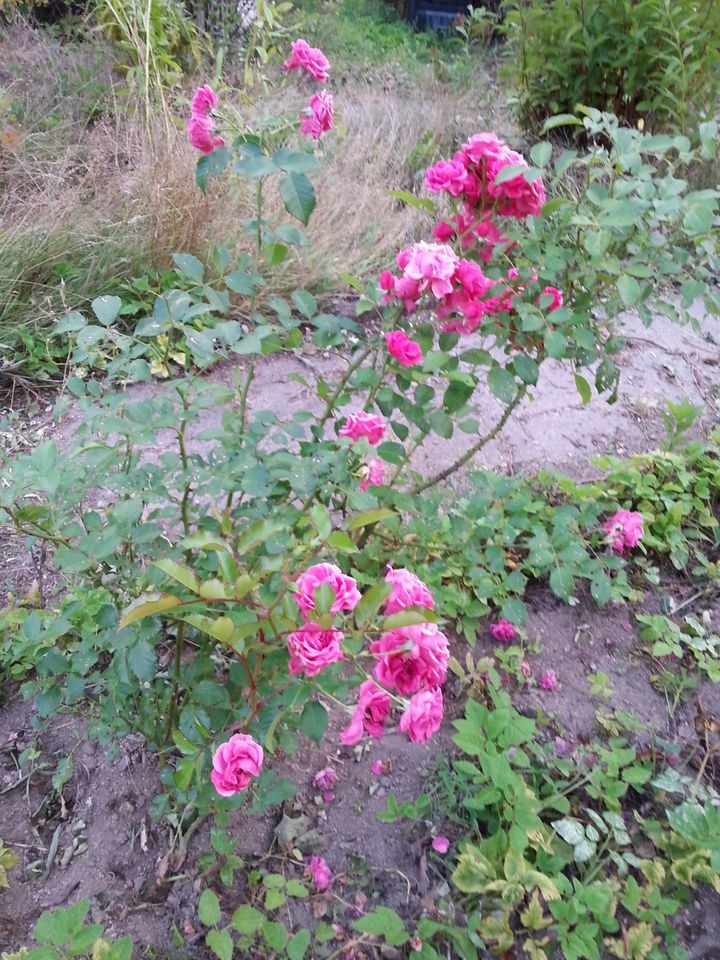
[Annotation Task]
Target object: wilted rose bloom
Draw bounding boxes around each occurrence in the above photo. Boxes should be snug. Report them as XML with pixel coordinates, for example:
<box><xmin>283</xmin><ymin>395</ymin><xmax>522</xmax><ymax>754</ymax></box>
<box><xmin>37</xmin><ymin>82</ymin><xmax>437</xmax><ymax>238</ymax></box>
<box><xmin>371</xmin><ymin>759</ymin><xmax>384</xmax><ymax>775</ymax></box>
<box><xmin>339</xmin><ymin>411</ymin><xmax>386</xmax><ymax>445</ymax></box>
<box><xmin>520</xmin><ymin>660</ymin><xmax>532</xmax><ymax>678</ymax></box>
<box><xmin>399</xmin><ymin>687</ymin><xmax>444</xmax><ymax>743</ymax></box>
<box><xmin>384</xmin><ymin>568</ymin><xmax>435</xmax><ymax>615</ymax></box>
<box><xmin>282</xmin><ymin>38</ymin><xmax>330</xmax><ymax>82</ymax></box>
<box><xmin>537</xmin><ymin>286</ymin><xmax>563</xmax><ymax>312</ymax></box>
<box><xmin>305</xmin><ymin>855</ymin><xmax>333</xmax><ymax>891</ymax></box>
<box><xmin>490</xmin><ymin>619</ymin><xmax>516</xmax><ymax>642</ymax></box>
<box><xmin>359</xmin><ymin>457</ymin><xmax>385</xmax><ymax>493</ymax></box>
<box><xmin>300</xmin><ymin>90</ymin><xmax>334</xmax><ymax>140</ymax></box>
<box><xmin>314</xmin><ymin>766</ymin><xmax>338</xmax><ymax>792</ymax></box>
<box><xmin>538</xmin><ymin>670</ymin><xmax>558</xmax><ymax>691</ymax></box>
<box><xmin>188</xmin><ymin>115</ymin><xmax>224</xmax><ymax>154</ymax></box>
<box><xmin>372</xmin><ymin>623</ymin><xmax>448</xmax><ymax>695</ymax></box>
<box><xmin>211</xmin><ymin>733</ymin><xmax>263</xmax><ymax>797</ymax></box>
<box><xmin>287</xmin><ymin>623</ymin><xmax>344</xmax><ymax>676</ymax></box>
<box><xmin>603</xmin><ymin>510</ymin><xmax>644</xmax><ymax>554</ymax></box>
<box><xmin>340</xmin><ymin>680</ymin><xmax>391</xmax><ymax>745</ymax></box>
<box><xmin>385</xmin><ymin>330</ymin><xmax>422</xmax><ymax>367</ymax></box>
<box><xmin>432</xmin><ymin>835</ymin><xmax>450</xmax><ymax>853</ymax></box>
<box><xmin>294</xmin><ymin>563</ymin><xmax>361</xmax><ymax>620</ymax></box>
<box><xmin>424</xmin><ymin>158</ymin><xmax>468</xmax><ymax>197</ymax></box>
<box><xmin>191</xmin><ymin>83</ymin><xmax>218</xmax><ymax>118</ymax></box>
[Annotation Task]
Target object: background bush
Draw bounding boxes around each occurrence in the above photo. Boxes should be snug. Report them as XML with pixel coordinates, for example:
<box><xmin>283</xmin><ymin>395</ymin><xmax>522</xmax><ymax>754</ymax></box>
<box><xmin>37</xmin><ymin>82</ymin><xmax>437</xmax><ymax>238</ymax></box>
<box><xmin>502</xmin><ymin>0</ymin><xmax>720</xmax><ymax>134</ymax></box>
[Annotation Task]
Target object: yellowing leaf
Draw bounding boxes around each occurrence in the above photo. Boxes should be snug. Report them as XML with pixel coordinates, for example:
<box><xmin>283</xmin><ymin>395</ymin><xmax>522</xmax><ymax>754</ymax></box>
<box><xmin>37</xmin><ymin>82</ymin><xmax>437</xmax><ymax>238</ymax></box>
<box><xmin>119</xmin><ymin>593</ymin><xmax>181</xmax><ymax>628</ymax></box>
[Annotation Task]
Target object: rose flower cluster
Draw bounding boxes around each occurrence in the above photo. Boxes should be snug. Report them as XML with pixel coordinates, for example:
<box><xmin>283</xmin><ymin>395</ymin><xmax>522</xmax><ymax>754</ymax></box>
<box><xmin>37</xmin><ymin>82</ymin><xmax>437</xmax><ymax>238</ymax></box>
<box><xmin>379</xmin><ymin>132</ymin><xmax>562</xmax><ymax>339</ymax></box>
<box><xmin>188</xmin><ymin>37</ymin><xmax>334</xmax><ymax>155</ymax></box>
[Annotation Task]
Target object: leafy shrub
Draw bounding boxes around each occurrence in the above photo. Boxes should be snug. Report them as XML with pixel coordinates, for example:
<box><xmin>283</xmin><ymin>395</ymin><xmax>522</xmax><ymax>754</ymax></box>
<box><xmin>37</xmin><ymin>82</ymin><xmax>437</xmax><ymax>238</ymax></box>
<box><xmin>381</xmin><ymin>691</ymin><xmax>720</xmax><ymax>960</ymax></box>
<box><xmin>502</xmin><ymin>0</ymin><xmax>720</xmax><ymax>133</ymax></box>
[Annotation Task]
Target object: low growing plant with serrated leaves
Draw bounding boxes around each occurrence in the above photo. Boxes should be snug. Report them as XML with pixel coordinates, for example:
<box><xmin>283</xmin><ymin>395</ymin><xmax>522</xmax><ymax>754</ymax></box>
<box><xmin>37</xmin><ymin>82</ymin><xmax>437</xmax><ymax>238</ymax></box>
<box><xmin>378</xmin><ymin>690</ymin><xmax>720</xmax><ymax>960</ymax></box>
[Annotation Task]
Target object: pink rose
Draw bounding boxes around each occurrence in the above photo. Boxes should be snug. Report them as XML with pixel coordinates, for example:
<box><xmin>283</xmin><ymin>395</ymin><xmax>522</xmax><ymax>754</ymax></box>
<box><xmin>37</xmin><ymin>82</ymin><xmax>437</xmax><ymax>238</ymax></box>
<box><xmin>191</xmin><ymin>83</ymin><xmax>218</xmax><ymax>118</ymax></box>
<box><xmin>371</xmin><ymin>623</ymin><xmax>448</xmax><ymax>695</ymax></box>
<box><xmin>339</xmin><ymin>411</ymin><xmax>386</xmax><ymax>446</ymax></box>
<box><xmin>490</xmin><ymin>619</ymin><xmax>516</xmax><ymax>642</ymax></box>
<box><xmin>294</xmin><ymin>562</ymin><xmax>361</xmax><ymax>620</ymax></box>
<box><xmin>537</xmin><ymin>286</ymin><xmax>563</xmax><ymax>312</ymax></box>
<box><xmin>210</xmin><ymin>733</ymin><xmax>263</xmax><ymax>797</ymax></box>
<box><xmin>300</xmin><ymin>90</ymin><xmax>333</xmax><ymax>141</ymax></box>
<box><xmin>461</xmin><ymin>132</ymin><xmax>510</xmax><ymax>167</ymax></box>
<box><xmin>282</xmin><ymin>38</ymin><xmax>330</xmax><ymax>82</ymax></box>
<box><xmin>187</xmin><ymin>115</ymin><xmax>224</xmax><ymax>154</ymax></box>
<box><xmin>433</xmin><ymin>220</ymin><xmax>456</xmax><ymax>242</ymax></box>
<box><xmin>305</xmin><ymin>855</ymin><xmax>332</xmax><ymax>891</ymax></box>
<box><xmin>432</xmin><ymin>836</ymin><xmax>450</xmax><ymax>853</ymax></box>
<box><xmin>400</xmin><ymin>242</ymin><xmax>458</xmax><ymax>299</ymax></box>
<box><xmin>287</xmin><ymin>623</ymin><xmax>344</xmax><ymax>676</ymax></box>
<box><xmin>371</xmin><ymin>759</ymin><xmax>384</xmax><ymax>775</ymax></box>
<box><xmin>340</xmin><ymin>680</ymin><xmax>391</xmax><ymax>745</ymax></box>
<box><xmin>425</xmin><ymin>158</ymin><xmax>468</xmax><ymax>197</ymax></box>
<box><xmin>359</xmin><ymin>457</ymin><xmax>385</xmax><ymax>493</ymax></box>
<box><xmin>399</xmin><ymin>687</ymin><xmax>443</xmax><ymax>743</ymax></box>
<box><xmin>385</xmin><ymin>330</ymin><xmax>422</xmax><ymax>367</ymax></box>
<box><xmin>384</xmin><ymin>568</ymin><xmax>435</xmax><ymax>615</ymax></box>
<box><xmin>538</xmin><ymin>670</ymin><xmax>558</xmax><ymax>691</ymax></box>
<box><xmin>603</xmin><ymin>510</ymin><xmax>644</xmax><ymax>554</ymax></box>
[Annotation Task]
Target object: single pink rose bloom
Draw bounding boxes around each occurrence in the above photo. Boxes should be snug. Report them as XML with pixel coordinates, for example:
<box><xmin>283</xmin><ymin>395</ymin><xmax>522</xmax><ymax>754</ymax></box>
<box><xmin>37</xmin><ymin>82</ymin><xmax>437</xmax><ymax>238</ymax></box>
<box><xmin>300</xmin><ymin>89</ymin><xmax>334</xmax><ymax>140</ymax></box>
<box><xmin>385</xmin><ymin>330</ymin><xmax>423</xmax><ymax>367</ymax></box>
<box><xmin>340</xmin><ymin>680</ymin><xmax>391</xmax><ymax>745</ymax></box>
<box><xmin>372</xmin><ymin>623</ymin><xmax>448</xmax><ymax>695</ymax></box>
<box><xmin>399</xmin><ymin>687</ymin><xmax>444</xmax><ymax>743</ymax></box>
<box><xmin>371</xmin><ymin>759</ymin><xmax>384</xmax><ymax>776</ymax></box>
<box><xmin>359</xmin><ymin>457</ymin><xmax>385</xmax><ymax>493</ymax></box>
<box><xmin>538</xmin><ymin>670</ymin><xmax>558</xmax><ymax>692</ymax></box>
<box><xmin>537</xmin><ymin>285</ymin><xmax>563</xmax><ymax>312</ymax></box>
<box><xmin>490</xmin><ymin>619</ymin><xmax>516</xmax><ymax>642</ymax></box>
<box><xmin>339</xmin><ymin>411</ymin><xmax>386</xmax><ymax>446</ymax></box>
<box><xmin>384</xmin><ymin>567</ymin><xmax>435</xmax><ymax>615</ymax></box>
<box><xmin>287</xmin><ymin>623</ymin><xmax>344</xmax><ymax>677</ymax></box>
<box><xmin>188</xmin><ymin>115</ymin><xmax>224</xmax><ymax>154</ymax></box>
<box><xmin>433</xmin><ymin>220</ymin><xmax>456</xmax><ymax>242</ymax></box>
<box><xmin>400</xmin><ymin>242</ymin><xmax>459</xmax><ymax>299</ymax></box>
<box><xmin>424</xmin><ymin>158</ymin><xmax>468</xmax><ymax>197</ymax></box>
<box><xmin>305</xmin><ymin>855</ymin><xmax>333</xmax><ymax>891</ymax></box>
<box><xmin>603</xmin><ymin>510</ymin><xmax>644</xmax><ymax>554</ymax></box>
<box><xmin>313</xmin><ymin>766</ymin><xmax>338</xmax><ymax>792</ymax></box>
<box><xmin>191</xmin><ymin>83</ymin><xmax>218</xmax><ymax>118</ymax></box>
<box><xmin>432</xmin><ymin>835</ymin><xmax>450</xmax><ymax>854</ymax></box>
<box><xmin>293</xmin><ymin>562</ymin><xmax>361</xmax><ymax>620</ymax></box>
<box><xmin>210</xmin><ymin>733</ymin><xmax>263</xmax><ymax>797</ymax></box>
<box><xmin>282</xmin><ymin>38</ymin><xmax>330</xmax><ymax>82</ymax></box>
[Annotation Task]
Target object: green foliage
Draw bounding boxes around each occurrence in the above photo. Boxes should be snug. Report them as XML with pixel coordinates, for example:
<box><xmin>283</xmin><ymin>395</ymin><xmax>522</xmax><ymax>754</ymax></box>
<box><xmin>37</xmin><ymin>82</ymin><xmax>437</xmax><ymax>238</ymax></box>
<box><xmin>93</xmin><ymin>0</ymin><xmax>202</xmax><ymax>89</ymax></box>
<box><xmin>12</xmin><ymin>898</ymin><xmax>133</xmax><ymax>960</ymax></box>
<box><xmin>381</xmin><ymin>692</ymin><xmax>720</xmax><ymax>959</ymax></box>
<box><xmin>502</xmin><ymin>0</ymin><xmax>720</xmax><ymax>133</ymax></box>
<box><xmin>637</xmin><ymin>614</ymin><xmax>720</xmax><ymax>683</ymax></box>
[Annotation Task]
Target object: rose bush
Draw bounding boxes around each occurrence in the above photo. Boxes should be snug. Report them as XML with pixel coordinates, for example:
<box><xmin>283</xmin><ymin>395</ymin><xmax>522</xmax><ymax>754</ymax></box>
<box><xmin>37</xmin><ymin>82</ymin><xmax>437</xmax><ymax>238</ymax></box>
<box><xmin>1</xmin><ymin>36</ymin><xmax>717</xmax><ymax>822</ymax></box>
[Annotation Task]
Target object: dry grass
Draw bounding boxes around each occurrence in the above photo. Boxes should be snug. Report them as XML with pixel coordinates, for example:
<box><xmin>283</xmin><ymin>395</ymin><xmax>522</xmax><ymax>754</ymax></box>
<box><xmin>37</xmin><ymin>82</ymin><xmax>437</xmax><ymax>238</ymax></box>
<box><xmin>0</xmin><ymin>18</ymin><xmax>508</xmax><ymax>353</ymax></box>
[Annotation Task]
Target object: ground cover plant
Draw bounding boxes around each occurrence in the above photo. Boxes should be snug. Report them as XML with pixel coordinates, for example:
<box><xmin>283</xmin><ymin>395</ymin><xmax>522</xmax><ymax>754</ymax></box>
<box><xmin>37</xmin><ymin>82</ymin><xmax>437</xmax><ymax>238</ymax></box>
<box><xmin>1</xmin><ymin>1</ymin><xmax>720</xmax><ymax>958</ymax></box>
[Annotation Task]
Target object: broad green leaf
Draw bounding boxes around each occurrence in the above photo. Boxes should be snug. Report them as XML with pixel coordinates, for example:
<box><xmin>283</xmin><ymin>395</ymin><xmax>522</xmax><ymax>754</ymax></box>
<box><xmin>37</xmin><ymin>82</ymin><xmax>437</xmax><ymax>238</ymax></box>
<box><xmin>388</xmin><ymin>189</ymin><xmax>435</xmax><ymax>212</ymax></box>
<box><xmin>287</xmin><ymin>928</ymin><xmax>311</xmax><ymax>960</ymax></box>
<box><xmin>198</xmin><ymin>889</ymin><xmax>221</xmax><ymax>926</ymax></box>
<box><xmin>153</xmin><ymin>559</ymin><xmax>199</xmax><ymax>593</ymax></box>
<box><xmin>346</xmin><ymin>508</ymin><xmax>397</xmax><ymax>530</ymax></box>
<box><xmin>119</xmin><ymin>593</ymin><xmax>180</xmax><ymax>628</ymax></box>
<box><xmin>280</xmin><ymin>172</ymin><xmax>316</xmax><ymax>225</ymax></box>
<box><xmin>233</xmin><ymin>155</ymin><xmax>278</xmax><ymax>178</ymax></box>
<box><xmin>206</xmin><ymin>928</ymin><xmax>233</xmax><ymax>960</ymax></box>
<box><xmin>487</xmin><ymin>366</ymin><xmax>517</xmax><ymax>403</ymax></box>
<box><xmin>231</xmin><ymin>905</ymin><xmax>264</xmax><ymax>935</ymax></box>
<box><xmin>196</xmin><ymin>146</ymin><xmax>231</xmax><ymax>193</ymax></box>
<box><xmin>172</xmin><ymin>253</ymin><xmax>204</xmax><ymax>283</ymax></box>
<box><xmin>617</xmin><ymin>274</ymin><xmax>642</xmax><ymax>307</ymax></box>
<box><xmin>91</xmin><ymin>295</ymin><xmax>122</xmax><ymax>326</ymax></box>
<box><xmin>298</xmin><ymin>701</ymin><xmax>328</xmax><ymax>743</ymax></box>
<box><xmin>353</xmin><ymin>907</ymin><xmax>408</xmax><ymax>947</ymax></box>
<box><xmin>355</xmin><ymin>581</ymin><xmax>393</xmax><ymax>627</ymax></box>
